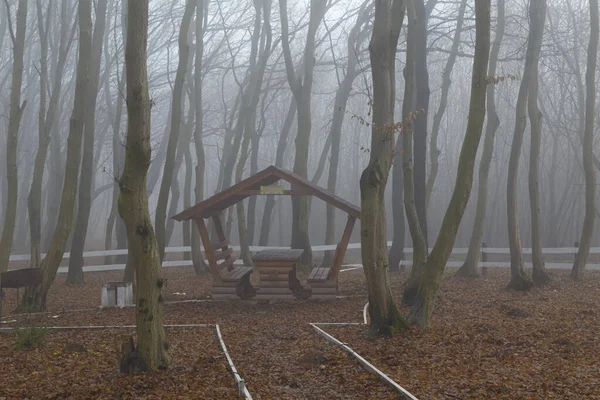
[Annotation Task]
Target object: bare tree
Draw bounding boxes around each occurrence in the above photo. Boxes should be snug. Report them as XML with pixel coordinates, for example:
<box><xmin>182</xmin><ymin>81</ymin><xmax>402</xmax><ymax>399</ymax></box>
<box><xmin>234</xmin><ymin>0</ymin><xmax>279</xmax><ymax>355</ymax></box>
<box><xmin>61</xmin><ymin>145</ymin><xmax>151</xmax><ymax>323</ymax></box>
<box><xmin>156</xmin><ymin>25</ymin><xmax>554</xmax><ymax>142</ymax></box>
<box><xmin>105</xmin><ymin>0</ymin><xmax>128</xmax><ymax>269</ymax></box>
<box><xmin>279</xmin><ymin>0</ymin><xmax>327</xmax><ymax>266</ymax></box>
<box><xmin>258</xmin><ymin>95</ymin><xmax>295</xmax><ymax>245</ymax></box>
<box><xmin>191</xmin><ymin>0</ymin><xmax>209</xmax><ymax>274</ymax></box>
<box><xmin>400</xmin><ymin>0</ymin><xmax>428</xmax><ymax>307</ymax></box>
<box><xmin>506</xmin><ymin>0</ymin><xmax>547</xmax><ymax>291</ymax></box>
<box><xmin>322</xmin><ymin>1</ymin><xmax>370</xmax><ymax>267</ymax></box>
<box><xmin>458</xmin><ymin>0</ymin><xmax>505</xmax><ymax>277</ymax></box>
<box><xmin>119</xmin><ymin>0</ymin><xmax>170</xmax><ymax>371</ymax></box>
<box><xmin>361</xmin><ymin>0</ymin><xmax>409</xmax><ymax>336</ymax></box>
<box><xmin>413</xmin><ymin>0</ymin><xmax>429</xmax><ymax>243</ymax></box>
<box><xmin>425</xmin><ymin>0</ymin><xmax>468</xmax><ymax>207</ymax></box>
<box><xmin>155</xmin><ymin>0</ymin><xmax>196</xmax><ymax>259</ymax></box>
<box><xmin>68</xmin><ymin>0</ymin><xmax>109</xmax><ymax>284</ymax></box>
<box><xmin>0</xmin><ymin>0</ymin><xmax>28</xmax><ymax>273</ymax></box>
<box><xmin>22</xmin><ymin>0</ymin><xmax>92</xmax><ymax>309</ymax></box>
<box><xmin>527</xmin><ymin>0</ymin><xmax>550</xmax><ymax>286</ymax></box>
<box><xmin>571</xmin><ymin>0</ymin><xmax>598</xmax><ymax>279</ymax></box>
<box><xmin>236</xmin><ymin>0</ymin><xmax>273</xmax><ymax>264</ymax></box>
<box><xmin>407</xmin><ymin>0</ymin><xmax>490</xmax><ymax>327</ymax></box>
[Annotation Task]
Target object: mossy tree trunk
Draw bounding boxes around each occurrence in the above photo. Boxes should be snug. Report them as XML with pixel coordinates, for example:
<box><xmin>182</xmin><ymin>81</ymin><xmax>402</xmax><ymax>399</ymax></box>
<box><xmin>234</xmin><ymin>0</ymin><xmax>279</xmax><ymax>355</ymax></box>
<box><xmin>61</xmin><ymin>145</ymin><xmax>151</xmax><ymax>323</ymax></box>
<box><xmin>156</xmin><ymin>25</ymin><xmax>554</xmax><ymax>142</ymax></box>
<box><xmin>458</xmin><ymin>0</ymin><xmax>505</xmax><ymax>278</ymax></box>
<box><xmin>407</xmin><ymin>0</ymin><xmax>491</xmax><ymax>328</ymax></box>
<box><xmin>118</xmin><ymin>0</ymin><xmax>169</xmax><ymax>371</ymax></box>
<box><xmin>361</xmin><ymin>0</ymin><xmax>410</xmax><ymax>336</ymax></box>
<box><xmin>0</xmin><ymin>0</ymin><xmax>27</xmax><ymax>273</ymax></box>
<box><xmin>571</xmin><ymin>0</ymin><xmax>598</xmax><ymax>280</ymax></box>
<box><xmin>22</xmin><ymin>0</ymin><xmax>92</xmax><ymax>309</ymax></box>
<box><xmin>67</xmin><ymin>0</ymin><xmax>109</xmax><ymax>284</ymax></box>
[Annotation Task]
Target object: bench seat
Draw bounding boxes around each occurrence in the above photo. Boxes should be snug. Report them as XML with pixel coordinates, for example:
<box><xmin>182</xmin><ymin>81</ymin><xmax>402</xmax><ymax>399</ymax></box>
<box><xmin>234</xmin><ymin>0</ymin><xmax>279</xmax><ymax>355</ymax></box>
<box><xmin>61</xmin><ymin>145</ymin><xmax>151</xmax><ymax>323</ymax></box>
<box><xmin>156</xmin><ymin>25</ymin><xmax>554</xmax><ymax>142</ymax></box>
<box><xmin>220</xmin><ymin>265</ymin><xmax>254</xmax><ymax>282</ymax></box>
<box><xmin>308</xmin><ymin>267</ymin><xmax>330</xmax><ymax>281</ymax></box>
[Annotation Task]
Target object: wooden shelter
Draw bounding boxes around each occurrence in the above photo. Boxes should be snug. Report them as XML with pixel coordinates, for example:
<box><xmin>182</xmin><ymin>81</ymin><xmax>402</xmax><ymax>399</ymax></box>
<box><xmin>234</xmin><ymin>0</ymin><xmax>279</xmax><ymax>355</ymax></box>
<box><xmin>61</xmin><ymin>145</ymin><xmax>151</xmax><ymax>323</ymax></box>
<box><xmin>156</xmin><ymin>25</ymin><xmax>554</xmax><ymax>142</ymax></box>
<box><xmin>171</xmin><ymin>165</ymin><xmax>360</xmax><ymax>300</ymax></box>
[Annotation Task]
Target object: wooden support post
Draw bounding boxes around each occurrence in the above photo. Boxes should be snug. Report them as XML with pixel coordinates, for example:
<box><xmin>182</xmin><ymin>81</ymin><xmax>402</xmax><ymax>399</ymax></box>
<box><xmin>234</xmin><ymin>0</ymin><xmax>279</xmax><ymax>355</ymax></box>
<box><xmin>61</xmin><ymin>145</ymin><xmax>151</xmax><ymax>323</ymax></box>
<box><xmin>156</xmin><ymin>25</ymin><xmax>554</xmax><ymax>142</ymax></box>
<box><xmin>212</xmin><ymin>215</ymin><xmax>234</xmax><ymax>271</ymax></box>
<box><xmin>481</xmin><ymin>242</ymin><xmax>487</xmax><ymax>276</ymax></box>
<box><xmin>330</xmin><ymin>215</ymin><xmax>356</xmax><ymax>282</ymax></box>
<box><xmin>196</xmin><ymin>218</ymin><xmax>219</xmax><ymax>276</ymax></box>
<box><xmin>212</xmin><ymin>215</ymin><xmax>227</xmax><ymax>244</ymax></box>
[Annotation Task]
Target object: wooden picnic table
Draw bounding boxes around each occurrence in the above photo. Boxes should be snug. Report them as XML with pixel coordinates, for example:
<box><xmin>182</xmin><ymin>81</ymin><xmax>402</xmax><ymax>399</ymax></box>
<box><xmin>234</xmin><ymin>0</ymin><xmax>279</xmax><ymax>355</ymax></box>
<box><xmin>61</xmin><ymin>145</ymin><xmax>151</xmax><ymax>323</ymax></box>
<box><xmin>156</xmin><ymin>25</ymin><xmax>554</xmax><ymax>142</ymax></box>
<box><xmin>252</xmin><ymin>249</ymin><xmax>304</xmax><ymax>300</ymax></box>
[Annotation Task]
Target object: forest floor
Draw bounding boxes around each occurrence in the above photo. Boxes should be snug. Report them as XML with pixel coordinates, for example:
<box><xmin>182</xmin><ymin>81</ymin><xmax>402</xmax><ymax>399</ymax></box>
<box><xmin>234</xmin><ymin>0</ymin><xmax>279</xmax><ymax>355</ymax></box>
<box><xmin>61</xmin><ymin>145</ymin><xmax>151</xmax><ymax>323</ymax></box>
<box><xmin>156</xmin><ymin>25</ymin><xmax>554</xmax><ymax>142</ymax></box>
<box><xmin>1</xmin><ymin>266</ymin><xmax>599</xmax><ymax>399</ymax></box>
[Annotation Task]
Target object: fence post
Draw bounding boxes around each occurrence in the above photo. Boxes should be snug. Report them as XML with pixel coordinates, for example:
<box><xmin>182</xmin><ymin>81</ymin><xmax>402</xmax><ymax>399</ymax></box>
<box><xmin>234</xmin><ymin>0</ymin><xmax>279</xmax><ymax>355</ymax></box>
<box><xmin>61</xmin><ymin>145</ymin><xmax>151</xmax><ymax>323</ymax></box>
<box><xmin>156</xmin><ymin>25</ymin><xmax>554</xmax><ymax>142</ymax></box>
<box><xmin>481</xmin><ymin>242</ymin><xmax>487</xmax><ymax>276</ymax></box>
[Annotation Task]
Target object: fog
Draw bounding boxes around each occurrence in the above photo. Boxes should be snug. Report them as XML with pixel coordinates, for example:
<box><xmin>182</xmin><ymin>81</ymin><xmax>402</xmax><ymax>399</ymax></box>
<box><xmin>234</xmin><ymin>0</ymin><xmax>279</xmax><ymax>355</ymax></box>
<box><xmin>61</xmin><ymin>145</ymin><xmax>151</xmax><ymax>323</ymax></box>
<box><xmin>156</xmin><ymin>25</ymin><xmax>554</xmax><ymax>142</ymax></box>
<box><xmin>0</xmin><ymin>0</ymin><xmax>597</xmax><ymax>258</ymax></box>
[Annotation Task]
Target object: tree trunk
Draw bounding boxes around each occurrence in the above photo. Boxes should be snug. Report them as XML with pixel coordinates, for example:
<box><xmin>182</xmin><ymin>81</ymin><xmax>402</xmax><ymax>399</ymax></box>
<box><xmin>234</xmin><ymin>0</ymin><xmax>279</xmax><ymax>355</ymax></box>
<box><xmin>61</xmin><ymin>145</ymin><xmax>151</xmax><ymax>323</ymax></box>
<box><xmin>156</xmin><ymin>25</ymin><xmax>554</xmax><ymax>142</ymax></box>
<box><xmin>413</xmin><ymin>0</ymin><xmax>429</xmax><ymax>244</ymax></box>
<box><xmin>407</xmin><ymin>0</ymin><xmax>490</xmax><ymax>328</ymax></box>
<box><xmin>236</xmin><ymin>148</ymin><xmax>253</xmax><ymax>266</ymax></box>
<box><xmin>401</xmin><ymin>0</ymin><xmax>428</xmax><ymax>307</ymax></box>
<box><xmin>22</xmin><ymin>0</ymin><xmax>92</xmax><ymax>309</ymax></box>
<box><xmin>191</xmin><ymin>0</ymin><xmax>209</xmax><ymax>275</ymax></box>
<box><xmin>389</xmin><ymin>135</ymin><xmax>406</xmax><ymax>272</ymax></box>
<box><xmin>166</xmin><ymin>80</ymin><xmax>196</xmax><ymax>247</ymax></box>
<box><xmin>402</xmin><ymin>0</ymin><xmax>430</xmax><ymax>293</ymax></box>
<box><xmin>571</xmin><ymin>0</ymin><xmax>598</xmax><ymax>279</ymax></box>
<box><xmin>457</xmin><ymin>0</ymin><xmax>505</xmax><ymax>277</ymax></box>
<box><xmin>527</xmin><ymin>0</ymin><xmax>549</xmax><ymax>286</ymax></box>
<box><xmin>361</xmin><ymin>0</ymin><xmax>409</xmax><ymax>336</ymax></box>
<box><xmin>155</xmin><ymin>0</ymin><xmax>196</xmax><ymax>259</ymax></box>
<box><xmin>425</xmin><ymin>0</ymin><xmax>467</xmax><ymax>207</ymax></box>
<box><xmin>43</xmin><ymin>83</ymin><xmax>70</xmax><ymax>252</ymax></box>
<box><xmin>183</xmin><ymin>148</ymin><xmax>192</xmax><ymax>260</ymax></box>
<box><xmin>506</xmin><ymin>0</ymin><xmax>544</xmax><ymax>292</ymax></box>
<box><xmin>237</xmin><ymin>0</ymin><xmax>272</xmax><ymax>263</ymax></box>
<box><xmin>258</xmin><ymin>96</ymin><xmax>295</xmax><ymax>246</ymax></box>
<box><xmin>0</xmin><ymin>0</ymin><xmax>27</xmax><ymax>273</ymax></box>
<box><xmin>323</xmin><ymin>4</ymin><xmax>368</xmax><ymax>268</ymax></box>
<box><xmin>119</xmin><ymin>0</ymin><xmax>169</xmax><ymax>370</ymax></box>
<box><xmin>29</xmin><ymin>0</ymin><xmax>50</xmax><ymax>269</ymax></box>
<box><xmin>106</xmin><ymin>0</ymin><xmax>128</xmax><ymax>267</ymax></box>
<box><xmin>67</xmin><ymin>0</ymin><xmax>109</xmax><ymax>284</ymax></box>
<box><xmin>280</xmin><ymin>0</ymin><xmax>327</xmax><ymax>266</ymax></box>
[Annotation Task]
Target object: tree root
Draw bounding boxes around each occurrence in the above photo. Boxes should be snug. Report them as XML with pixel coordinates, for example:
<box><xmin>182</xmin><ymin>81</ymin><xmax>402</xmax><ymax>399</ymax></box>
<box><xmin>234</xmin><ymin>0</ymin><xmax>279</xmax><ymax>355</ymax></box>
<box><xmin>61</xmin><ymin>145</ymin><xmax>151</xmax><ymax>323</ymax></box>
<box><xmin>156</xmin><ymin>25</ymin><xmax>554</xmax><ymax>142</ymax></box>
<box><xmin>532</xmin><ymin>268</ymin><xmax>551</xmax><ymax>287</ymax></box>
<box><xmin>507</xmin><ymin>272</ymin><xmax>533</xmax><ymax>291</ymax></box>
<box><xmin>455</xmin><ymin>262</ymin><xmax>480</xmax><ymax>278</ymax></box>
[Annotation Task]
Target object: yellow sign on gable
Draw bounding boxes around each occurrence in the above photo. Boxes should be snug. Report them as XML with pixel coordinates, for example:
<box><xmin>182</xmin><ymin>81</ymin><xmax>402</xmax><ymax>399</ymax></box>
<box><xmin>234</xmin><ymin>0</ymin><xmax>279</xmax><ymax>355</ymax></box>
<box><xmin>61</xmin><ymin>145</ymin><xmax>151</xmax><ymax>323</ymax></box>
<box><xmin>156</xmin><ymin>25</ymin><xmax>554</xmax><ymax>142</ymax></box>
<box><xmin>260</xmin><ymin>185</ymin><xmax>284</xmax><ymax>195</ymax></box>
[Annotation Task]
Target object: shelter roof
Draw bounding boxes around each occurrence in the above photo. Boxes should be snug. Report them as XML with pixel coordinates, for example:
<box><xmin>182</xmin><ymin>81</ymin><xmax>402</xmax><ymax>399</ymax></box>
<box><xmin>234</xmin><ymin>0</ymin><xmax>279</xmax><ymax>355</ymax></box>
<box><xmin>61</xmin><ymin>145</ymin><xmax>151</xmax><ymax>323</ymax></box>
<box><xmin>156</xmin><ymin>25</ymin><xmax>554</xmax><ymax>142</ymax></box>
<box><xmin>171</xmin><ymin>165</ymin><xmax>360</xmax><ymax>221</ymax></box>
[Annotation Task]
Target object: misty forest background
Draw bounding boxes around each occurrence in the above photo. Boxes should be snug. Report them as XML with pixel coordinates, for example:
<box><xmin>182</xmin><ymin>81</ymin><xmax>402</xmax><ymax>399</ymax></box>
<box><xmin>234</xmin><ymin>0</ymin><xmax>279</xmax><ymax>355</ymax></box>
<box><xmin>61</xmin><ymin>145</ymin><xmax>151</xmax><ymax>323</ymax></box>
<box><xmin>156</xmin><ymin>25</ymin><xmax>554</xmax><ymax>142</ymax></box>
<box><xmin>0</xmin><ymin>0</ymin><xmax>597</xmax><ymax>264</ymax></box>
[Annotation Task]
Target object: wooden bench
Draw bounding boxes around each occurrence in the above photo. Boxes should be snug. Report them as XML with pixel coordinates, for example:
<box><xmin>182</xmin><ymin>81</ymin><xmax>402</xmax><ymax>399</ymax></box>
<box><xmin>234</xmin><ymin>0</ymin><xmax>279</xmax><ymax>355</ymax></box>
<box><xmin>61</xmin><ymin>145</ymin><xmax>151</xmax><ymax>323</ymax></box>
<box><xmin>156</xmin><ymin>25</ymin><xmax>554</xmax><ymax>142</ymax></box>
<box><xmin>307</xmin><ymin>266</ymin><xmax>336</xmax><ymax>299</ymax></box>
<box><xmin>253</xmin><ymin>249</ymin><xmax>304</xmax><ymax>300</ymax></box>
<box><xmin>211</xmin><ymin>249</ymin><xmax>255</xmax><ymax>300</ymax></box>
<box><xmin>0</xmin><ymin>268</ymin><xmax>43</xmax><ymax>316</ymax></box>
<box><xmin>221</xmin><ymin>265</ymin><xmax>254</xmax><ymax>282</ymax></box>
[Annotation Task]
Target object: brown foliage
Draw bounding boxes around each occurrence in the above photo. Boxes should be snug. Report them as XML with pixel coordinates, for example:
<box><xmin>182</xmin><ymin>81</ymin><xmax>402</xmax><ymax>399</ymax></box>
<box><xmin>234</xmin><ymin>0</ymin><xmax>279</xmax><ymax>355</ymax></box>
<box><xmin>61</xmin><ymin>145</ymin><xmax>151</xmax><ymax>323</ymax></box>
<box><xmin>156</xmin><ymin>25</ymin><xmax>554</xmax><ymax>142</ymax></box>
<box><xmin>1</xmin><ymin>267</ymin><xmax>599</xmax><ymax>398</ymax></box>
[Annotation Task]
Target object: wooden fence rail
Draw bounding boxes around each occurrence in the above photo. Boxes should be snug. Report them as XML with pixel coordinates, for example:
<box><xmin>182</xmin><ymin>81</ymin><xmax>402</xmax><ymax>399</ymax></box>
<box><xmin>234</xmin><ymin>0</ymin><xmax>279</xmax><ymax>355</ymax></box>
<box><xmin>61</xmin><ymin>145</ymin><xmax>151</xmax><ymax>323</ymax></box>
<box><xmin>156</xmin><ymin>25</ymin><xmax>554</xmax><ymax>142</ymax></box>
<box><xmin>7</xmin><ymin>243</ymin><xmax>596</xmax><ymax>273</ymax></box>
